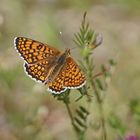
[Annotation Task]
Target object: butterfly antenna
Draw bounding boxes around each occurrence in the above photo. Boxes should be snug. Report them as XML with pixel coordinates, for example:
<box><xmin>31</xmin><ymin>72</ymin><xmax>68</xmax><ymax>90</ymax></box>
<box><xmin>71</xmin><ymin>46</ymin><xmax>77</xmax><ymax>50</ymax></box>
<box><xmin>57</xmin><ymin>31</ymin><xmax>63</xmax><ymax>43</ymax></box>
<box><xmin>59</xmin><ymin>31</ymin><xmax>62</xmax><ymax>36</ymax></box>
<box><xmin>58</xmin><ymin>31</ymin><xmax>78</xmax><ymax>51</ymax></box>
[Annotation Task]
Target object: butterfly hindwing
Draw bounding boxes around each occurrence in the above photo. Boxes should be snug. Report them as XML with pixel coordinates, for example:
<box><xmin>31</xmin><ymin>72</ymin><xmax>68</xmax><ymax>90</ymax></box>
<box><xmin>48</xmin><ymin>70</ymin><xmax>67</xmax><ymax>94</ymax></box>
<box><xmin>24</xmin><ymin>59</ymin><xmax>52</xmax><ymax>83</ymax></box>
<box><xmin>24</xmin><ymin>64</ymin><xmax>44</xmax><ymax>83</ymax></box>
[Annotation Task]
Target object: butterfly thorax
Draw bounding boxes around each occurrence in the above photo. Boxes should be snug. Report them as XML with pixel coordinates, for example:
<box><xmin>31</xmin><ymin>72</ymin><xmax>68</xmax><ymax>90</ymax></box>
<box><xmin>45</xmin><ymin>49</ymin><xmax>70</xmax><ymax>84</ymax></box>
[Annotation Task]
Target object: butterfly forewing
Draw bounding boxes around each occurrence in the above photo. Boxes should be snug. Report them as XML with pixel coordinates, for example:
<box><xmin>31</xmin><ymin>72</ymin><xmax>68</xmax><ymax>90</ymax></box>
<box><xmin>14</xmin><ymin>37</ymin><xmax>60</xmax><ymax>64</ymax></box>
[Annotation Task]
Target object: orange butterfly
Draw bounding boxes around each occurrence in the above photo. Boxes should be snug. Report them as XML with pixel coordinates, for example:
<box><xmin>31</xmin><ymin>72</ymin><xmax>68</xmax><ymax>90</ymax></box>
<box><xmin>14</xmin><ymin>37</ymin><xmax>86</xmax><ymax>94</ymax></box>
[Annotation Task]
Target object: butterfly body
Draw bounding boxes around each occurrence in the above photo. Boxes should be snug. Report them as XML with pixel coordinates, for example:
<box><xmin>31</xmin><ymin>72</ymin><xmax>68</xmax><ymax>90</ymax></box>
<box><xmin>44</xmin><ymin>49</ymin><xmax>70</xmax><ymax>84</ymax></box>
<box><xmin>14</xmin><ymin>37</ymin><xmax>86</xmax><ymax>94</ymax></box>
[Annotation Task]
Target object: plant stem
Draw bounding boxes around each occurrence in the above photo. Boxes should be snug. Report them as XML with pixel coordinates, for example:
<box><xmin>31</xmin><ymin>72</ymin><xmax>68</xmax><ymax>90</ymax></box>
<box><xmin>64</xmin><ymin>102</ymin><xmax>83</xmax><ymax>140</ymax></box>
<box><xmin>85</xmin><ymin>56</ymin><xmax>107</xmax><ymax>140</ymax></box>
<box><xmin>65</xmin><ymin>102</ymin><xmax>74</xmax><ymax>124</ymax></box>
<box><xmin>92</xmin><ymin>80</ymin><xmax>107</xmax><ymax>140</ymax></box>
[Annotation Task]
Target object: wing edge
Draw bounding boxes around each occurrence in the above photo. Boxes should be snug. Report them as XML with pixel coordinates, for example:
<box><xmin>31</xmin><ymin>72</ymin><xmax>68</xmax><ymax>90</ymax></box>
<box><xmin>23</xmin><ymin>63</ymin><xmax>45</xmax><ymax>84</ymax></box>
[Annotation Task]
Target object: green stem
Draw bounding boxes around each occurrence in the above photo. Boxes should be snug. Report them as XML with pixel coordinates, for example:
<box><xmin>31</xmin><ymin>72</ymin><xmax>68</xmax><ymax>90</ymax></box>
<box><xmin>65</xmin><ymin>102</ymin><xmax>74</xmax><ymax>124</ymax></box>
<box><xmin>91</xmin><ymin>80</ymin><xmax>107</xmax><ymax>140</ymax></box>
<box><xmin>85</xmin><ymin>56</ymin><xmax>107</xmax><ymax>140</ymax></box>
<box><xmin>62</xmin><ymin>88</ymin><xmax>91</xmax><ymax>140</ymax></box>
<box><xmin>64</xmin><ymin>102</ymin><xmax>84</xmax><ymax>140</ymax></box>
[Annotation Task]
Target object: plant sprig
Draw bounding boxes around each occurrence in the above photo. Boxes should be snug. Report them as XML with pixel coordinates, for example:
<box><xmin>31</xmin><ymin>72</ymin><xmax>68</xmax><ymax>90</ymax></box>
<box><xmin>54</xmin><ymin>12</ymin><xmax>115</xmax><ymax>140</ymax></box>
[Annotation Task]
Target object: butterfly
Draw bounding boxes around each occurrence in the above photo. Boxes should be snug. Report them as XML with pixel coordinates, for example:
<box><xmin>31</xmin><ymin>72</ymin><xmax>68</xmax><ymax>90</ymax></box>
<box><xmin>14</xmin><ymin>37</ymin><xmax>86</xmax><ymax>94</ymax></box>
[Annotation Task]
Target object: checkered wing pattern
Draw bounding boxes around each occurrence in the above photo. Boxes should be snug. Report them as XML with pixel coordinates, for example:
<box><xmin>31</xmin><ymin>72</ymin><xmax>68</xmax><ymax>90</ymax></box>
<box><xmin>14</xmin><ymin>37</ymin><xmax>60</xmax><ymax>64</ymax></box>
<box><xmin>63</xmin><ymin>57</ymin><xmax>86</xmax><ymax>89</ymax></box>
<box><xmin>48</xmin><ymin>71</ymin><xmax>66</xmax><ymax>94</ymax></box>
<box><xmin>14</xmin><ymin>37</ymin><xmax>86</xmax><ymax>94</ymax></box>
<box><xmin>48</xmin><ymin>57</ymin><xmax>86</xmax><ymax>94</ymax></box>
<box><xmin>24</xmin><ymin>60</ymin><xmax>50</xmax><ymax>83</ymax></box>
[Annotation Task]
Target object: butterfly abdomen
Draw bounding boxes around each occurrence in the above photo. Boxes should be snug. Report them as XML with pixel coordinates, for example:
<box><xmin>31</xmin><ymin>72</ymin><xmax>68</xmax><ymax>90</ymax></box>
<box><xmin>45</xmin><ymin>53</ymin><xmax>67</xmax><ymax>84</ymax></box>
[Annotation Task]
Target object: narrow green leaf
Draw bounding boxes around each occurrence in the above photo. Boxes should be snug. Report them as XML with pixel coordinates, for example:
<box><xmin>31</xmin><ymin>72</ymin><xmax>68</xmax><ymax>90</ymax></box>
<box><xmin>73</xmin><ymin>122</ymin><xmax>81</xmax><ymax>133</ymax></box>
<box><xmin>96</xmin><ymin>78</ymin><xmax>104</xmax><ymax>90</ymax></box>
<box><xmin>80</xmin><ymin>27</ymin><xmax>85</xmax><ymax>37</ymax></box>
<box><xmin>74</xmin><ymin>117</ymin><xmax>87</xmax><ymax>128</ymax></box>
<box><xmin>76</xmin><ymin>110</ymin><xmax>86</xmax><ymax>120</ymax></box>
<box><xmin>86</xmin><ymin>31</ymin><xmax>93</xmax><ymax>41</ymax></box>
<box><xmin>85</xmin><ymin>23</ymin><xmax>89</xmax><ymax>33</ymax></box>
<box><xmin>73</xmin><ymin>39</ymin><xmax>80</xmax><ymax>47</ymax></box>
<box><xmin>89</xmin><ymin>30</ymin><xmax>94</xmax><ymax>41</ymax></box>
<box><xmin>74</xmin><ymin>33</ymin><xmax>83</xmax><ymax>46</ymax></box>
<box><xmin>79</xmin><ymin>106</ymin><xmax>89</xmax><ymax>115</ymax></box>
<box><xmin>101</xmin><ymin>65</ymin><xmax>110</xmax><ymax>78</ymax></box>
<box><xmin>108</xmin><ymin>113</ymin><xmax>126</xmax><ymax>135</ymax></box>
<box><xmin>78</xmin><ymin>60</ymin><xmax>87</xmax><ymax>72</ymax></box>
<box><xmin>77</xmin><ymin>32</ymin><xmax>85</xmax><ymax>45</ymax></box>
<box><xmin>109</xmin><ymin>59</ymin><xmax>117</xmax><ymax>66</ymax></box>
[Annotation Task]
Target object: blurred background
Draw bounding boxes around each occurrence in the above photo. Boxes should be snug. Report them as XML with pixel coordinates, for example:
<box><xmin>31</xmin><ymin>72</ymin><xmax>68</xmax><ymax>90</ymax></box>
<box><xmin>0</xmin><ymin>0</ymin><xmax>140</xmax><ymax>140</ymax></box>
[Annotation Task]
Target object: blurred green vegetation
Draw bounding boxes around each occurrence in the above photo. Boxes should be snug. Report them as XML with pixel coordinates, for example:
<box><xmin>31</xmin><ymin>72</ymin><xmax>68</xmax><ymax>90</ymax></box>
<box><xmin>0</xmin><ymin>0</ymin><xmax>140</xmax><ymax>140</ymax></box>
